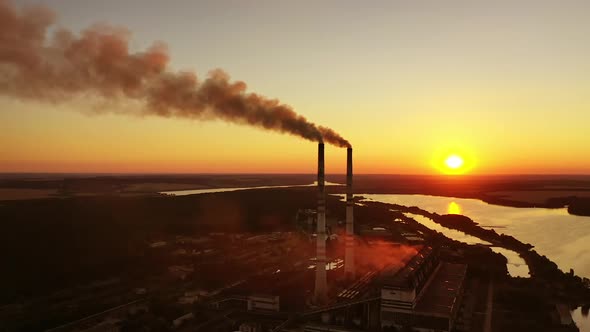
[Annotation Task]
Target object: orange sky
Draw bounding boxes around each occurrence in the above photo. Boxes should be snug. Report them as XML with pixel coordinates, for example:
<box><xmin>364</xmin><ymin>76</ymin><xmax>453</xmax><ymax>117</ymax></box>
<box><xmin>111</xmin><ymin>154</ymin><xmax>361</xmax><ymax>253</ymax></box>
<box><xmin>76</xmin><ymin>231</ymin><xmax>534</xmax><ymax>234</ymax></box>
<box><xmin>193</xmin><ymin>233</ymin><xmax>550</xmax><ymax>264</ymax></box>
<box><xmin>1</xmin><ymin>1</ymin><xmax>589</xmax><ymax>174</ymax></box>
<box><xmin>2</xmin><ymin>96</ymin><xmax>587</xmax><ymax>175</ymax></box>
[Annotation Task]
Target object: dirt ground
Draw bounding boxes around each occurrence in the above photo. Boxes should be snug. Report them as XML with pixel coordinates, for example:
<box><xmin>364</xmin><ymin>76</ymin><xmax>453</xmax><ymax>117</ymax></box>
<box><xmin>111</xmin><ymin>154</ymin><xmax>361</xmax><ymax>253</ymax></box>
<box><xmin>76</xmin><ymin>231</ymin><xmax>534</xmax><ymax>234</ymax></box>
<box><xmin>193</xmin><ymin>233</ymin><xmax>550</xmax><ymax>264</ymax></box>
<box><xmin>123</xmin><ymin>182</ymin><xmax>208</xmax><ymax>192</ymax></box>
<box><xmin>487</xmin><ymin>190</ymin><xmax>590</xmax><ymax>204</ymax></box>
<box><xmin>0</xmin><ymin>189</ymin><xmax>59</xmax><ymax>200</ymax></box>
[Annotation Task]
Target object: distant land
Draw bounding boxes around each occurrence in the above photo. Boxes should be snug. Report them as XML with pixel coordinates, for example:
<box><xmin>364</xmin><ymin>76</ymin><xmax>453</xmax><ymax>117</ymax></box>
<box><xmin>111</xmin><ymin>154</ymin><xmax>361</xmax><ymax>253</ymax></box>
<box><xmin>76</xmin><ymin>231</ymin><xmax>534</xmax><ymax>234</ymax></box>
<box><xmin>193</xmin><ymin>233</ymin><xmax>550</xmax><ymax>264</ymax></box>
<box><xmin>1</xmin><ymin>173</ymin><xmax>590</xmax><ymax>216</ymax></box>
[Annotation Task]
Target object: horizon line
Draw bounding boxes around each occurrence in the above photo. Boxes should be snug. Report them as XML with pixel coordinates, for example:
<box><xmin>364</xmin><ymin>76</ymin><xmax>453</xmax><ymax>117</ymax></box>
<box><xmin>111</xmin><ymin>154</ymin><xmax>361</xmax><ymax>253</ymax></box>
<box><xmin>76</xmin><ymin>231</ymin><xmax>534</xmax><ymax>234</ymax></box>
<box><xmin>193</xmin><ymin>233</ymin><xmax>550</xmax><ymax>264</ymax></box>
<box><xmin>1</xmin><ymin>172</ymin><xmax>589</xmax><ymax>177</ymax></box>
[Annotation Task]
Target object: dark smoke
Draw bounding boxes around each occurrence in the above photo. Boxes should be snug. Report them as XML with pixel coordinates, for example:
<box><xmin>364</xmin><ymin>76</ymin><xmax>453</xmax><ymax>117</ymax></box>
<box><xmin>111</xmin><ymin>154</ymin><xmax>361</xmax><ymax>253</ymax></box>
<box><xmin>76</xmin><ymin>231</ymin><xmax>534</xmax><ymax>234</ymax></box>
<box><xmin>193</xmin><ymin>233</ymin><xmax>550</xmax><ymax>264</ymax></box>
<box><xmin>0</xmin><ymin>0</ymin><xmax>350</xmax><ymax>148</ymax></box>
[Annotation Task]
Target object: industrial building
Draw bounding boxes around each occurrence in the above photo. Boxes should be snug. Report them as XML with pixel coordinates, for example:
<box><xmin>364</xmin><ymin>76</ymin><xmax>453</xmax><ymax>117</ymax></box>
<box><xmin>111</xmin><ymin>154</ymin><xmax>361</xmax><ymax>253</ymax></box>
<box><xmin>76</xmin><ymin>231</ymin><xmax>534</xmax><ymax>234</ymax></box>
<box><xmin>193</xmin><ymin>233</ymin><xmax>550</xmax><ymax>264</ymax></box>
<box><xmin>380</xmin><ymin>247</ymin><xmax>467</xmax><ymax>332</ymax></box>
<box><xmin>300</xmin><ymin>245</ymin><xmax>466</xmax><ymax>332</ymax></box>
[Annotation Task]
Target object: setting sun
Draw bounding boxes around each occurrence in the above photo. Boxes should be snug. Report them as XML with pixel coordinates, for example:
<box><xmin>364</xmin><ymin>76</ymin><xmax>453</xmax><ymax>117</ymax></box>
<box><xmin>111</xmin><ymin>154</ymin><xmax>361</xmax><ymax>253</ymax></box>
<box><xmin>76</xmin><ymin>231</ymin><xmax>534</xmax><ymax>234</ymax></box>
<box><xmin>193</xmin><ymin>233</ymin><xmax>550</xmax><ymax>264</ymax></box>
<box><xmin>431</xmin><ymin>146</ymin><xmax>476</xmax><ymax>175</ymax></box>
<box><xmin>445</xmin><ymin>155</ymin><xmax>464</xmax><ymax>169</ymax></box>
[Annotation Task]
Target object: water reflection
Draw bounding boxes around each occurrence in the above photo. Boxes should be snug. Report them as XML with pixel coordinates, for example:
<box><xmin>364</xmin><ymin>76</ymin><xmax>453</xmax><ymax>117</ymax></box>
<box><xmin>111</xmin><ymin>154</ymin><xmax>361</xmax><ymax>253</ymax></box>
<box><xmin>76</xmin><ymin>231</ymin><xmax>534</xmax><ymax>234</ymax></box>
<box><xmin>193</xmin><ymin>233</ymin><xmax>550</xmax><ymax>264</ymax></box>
<box><xmin>572</xmin><ymin>307</ymin><xmax>590</xmax><ymax>331</ymax></box>
<box><xmin>447</xmin><ymin>201</ymin><xmax>462</xmax><ymax>215</ymax></box>
<box><xmin>490</xmin><ymin>247</ymin><xmax>530</xmax><ymax>278</ymax></box>
<box><xmin>162</xmin><ymin>181</ymin><xmax>342</xmax><ymax>196</ymax></box>
<box><xmin>402</xmin><ymin>212</ymin><xmax>528</xmax><ymax>278</ymax></box>
<box><xmin>402</xmin><ymin>212</ymin><xmax>491</xmax><ymax>246</ymax></box>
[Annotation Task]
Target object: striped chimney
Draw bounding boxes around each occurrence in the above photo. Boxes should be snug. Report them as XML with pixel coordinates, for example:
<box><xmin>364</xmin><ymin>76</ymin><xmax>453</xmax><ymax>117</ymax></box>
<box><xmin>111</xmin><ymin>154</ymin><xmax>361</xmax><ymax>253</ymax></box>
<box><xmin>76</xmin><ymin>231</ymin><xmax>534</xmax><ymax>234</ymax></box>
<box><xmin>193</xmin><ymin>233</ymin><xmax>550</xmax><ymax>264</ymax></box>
<box><xmin>314</xmin><ymin>143</ymin><xmax>328</xmax><ymax>302</ymax></box>
<box><xmin>344</xmin><ymin>147</ymin><xmax>355</xmax><ymax>277</ymax></box>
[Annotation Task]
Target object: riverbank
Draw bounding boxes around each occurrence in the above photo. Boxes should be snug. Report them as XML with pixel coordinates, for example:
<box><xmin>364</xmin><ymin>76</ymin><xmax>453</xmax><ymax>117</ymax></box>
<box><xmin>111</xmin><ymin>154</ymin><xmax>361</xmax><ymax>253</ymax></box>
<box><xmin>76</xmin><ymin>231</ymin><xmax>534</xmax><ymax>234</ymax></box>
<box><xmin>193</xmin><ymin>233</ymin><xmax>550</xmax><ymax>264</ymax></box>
<box><xmin>361</xmin><ymin>197</ymin><xmax>590</xmax><ymax>308</ymax></box>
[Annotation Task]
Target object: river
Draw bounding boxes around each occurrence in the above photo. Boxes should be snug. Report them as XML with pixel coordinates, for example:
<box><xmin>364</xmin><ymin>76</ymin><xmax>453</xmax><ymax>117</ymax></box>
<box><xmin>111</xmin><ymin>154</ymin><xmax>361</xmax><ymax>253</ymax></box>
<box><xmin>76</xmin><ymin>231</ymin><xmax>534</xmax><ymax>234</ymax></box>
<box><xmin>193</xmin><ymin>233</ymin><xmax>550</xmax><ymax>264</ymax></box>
<box><xmin>394</xmin><ymin>211</ymin><xmax>529</xmax><ymax>279</ymax></box>
<box><xmin>363</xmin><ymin>194</ymin><xmax>590</xmax><ymax>279</ymax></box>
<box><xmin>160</xmin><ymin>181</ymin><xmax>341</xmax><ymax>196</ymax></box>
<box><xmin>364</xmin><ymin>194</ymin><xmax>590</xmax><ymax>332</ymax></box>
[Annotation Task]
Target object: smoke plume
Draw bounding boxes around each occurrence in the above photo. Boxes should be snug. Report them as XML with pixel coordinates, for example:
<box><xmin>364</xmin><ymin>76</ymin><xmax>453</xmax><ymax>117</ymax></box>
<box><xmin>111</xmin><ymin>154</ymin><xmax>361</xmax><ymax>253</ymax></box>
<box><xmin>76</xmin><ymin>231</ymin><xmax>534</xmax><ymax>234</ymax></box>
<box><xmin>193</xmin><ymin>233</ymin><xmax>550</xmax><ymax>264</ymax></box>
<box><xmin>0</xmin><ymin>0</ymin><xmax>350</xmax><ymax>147</ymax></box>
<box><xmin>355</xmin><ymin>241</ymin><xmax>419</xmax><ymax>274</ymax></box>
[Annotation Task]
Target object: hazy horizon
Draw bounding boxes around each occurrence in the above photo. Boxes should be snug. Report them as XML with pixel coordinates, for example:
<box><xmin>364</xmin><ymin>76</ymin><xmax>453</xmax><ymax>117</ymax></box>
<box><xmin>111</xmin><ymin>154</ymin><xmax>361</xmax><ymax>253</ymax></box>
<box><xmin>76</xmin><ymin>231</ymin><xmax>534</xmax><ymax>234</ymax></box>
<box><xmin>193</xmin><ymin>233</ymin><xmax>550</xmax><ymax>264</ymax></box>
<box><xmin>1</xmin><ymin>172</ymin><xmax>589</xmax><ymax>177</ymax></box>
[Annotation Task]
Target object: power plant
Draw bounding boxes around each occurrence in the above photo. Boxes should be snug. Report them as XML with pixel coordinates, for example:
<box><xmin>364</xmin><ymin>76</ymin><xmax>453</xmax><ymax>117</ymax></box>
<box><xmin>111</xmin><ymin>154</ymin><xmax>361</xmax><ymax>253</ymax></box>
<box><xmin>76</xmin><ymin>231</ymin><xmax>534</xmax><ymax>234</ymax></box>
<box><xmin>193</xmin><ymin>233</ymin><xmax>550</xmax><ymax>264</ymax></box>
<box><xmin>23</xmin><ymin>142</ymin><xmax>538</xmax><ymax>332</ymax></box>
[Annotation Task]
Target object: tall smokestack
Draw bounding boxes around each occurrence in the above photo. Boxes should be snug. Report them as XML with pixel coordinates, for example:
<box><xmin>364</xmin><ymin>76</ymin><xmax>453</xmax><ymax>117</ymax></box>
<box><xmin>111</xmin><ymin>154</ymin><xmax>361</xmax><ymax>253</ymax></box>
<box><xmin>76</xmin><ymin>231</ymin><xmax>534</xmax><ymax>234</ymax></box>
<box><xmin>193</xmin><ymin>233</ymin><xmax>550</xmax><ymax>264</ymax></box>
<box><xmin>314</xmin><ymin>143</ymin><xmax>328</xmax><ymax>303</ymax></box>
<box><xmin>344</xmin><ymin>147</ymin><xmax>355</xmax><ymax>277</ymax></box>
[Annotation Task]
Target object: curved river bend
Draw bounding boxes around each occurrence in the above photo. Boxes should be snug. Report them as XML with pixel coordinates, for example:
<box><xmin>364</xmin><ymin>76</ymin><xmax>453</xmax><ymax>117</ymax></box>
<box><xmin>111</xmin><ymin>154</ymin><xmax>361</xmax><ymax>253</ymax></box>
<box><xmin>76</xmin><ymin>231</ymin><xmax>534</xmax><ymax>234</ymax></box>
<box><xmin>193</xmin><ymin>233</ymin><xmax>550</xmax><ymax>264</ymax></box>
<box><xmin>363</xmin><ymin>194</ymin><xmax>590</xmax><ymax>279</ymax></box>
<box><xmin>363</xmin><ymin>194</ymin><xmax>590</xmax><ymax>332</ymax></box>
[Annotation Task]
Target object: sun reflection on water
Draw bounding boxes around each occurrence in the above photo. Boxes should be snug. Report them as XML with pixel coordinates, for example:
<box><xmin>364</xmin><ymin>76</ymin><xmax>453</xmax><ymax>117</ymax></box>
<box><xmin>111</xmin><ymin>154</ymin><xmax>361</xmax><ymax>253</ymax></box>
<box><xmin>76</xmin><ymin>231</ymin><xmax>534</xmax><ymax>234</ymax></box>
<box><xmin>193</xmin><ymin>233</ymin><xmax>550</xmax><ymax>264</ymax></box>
<box><xmin>448</xmin><ymin>201</ymin><xmax>462</xmax><ymax>215</ymax></box>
